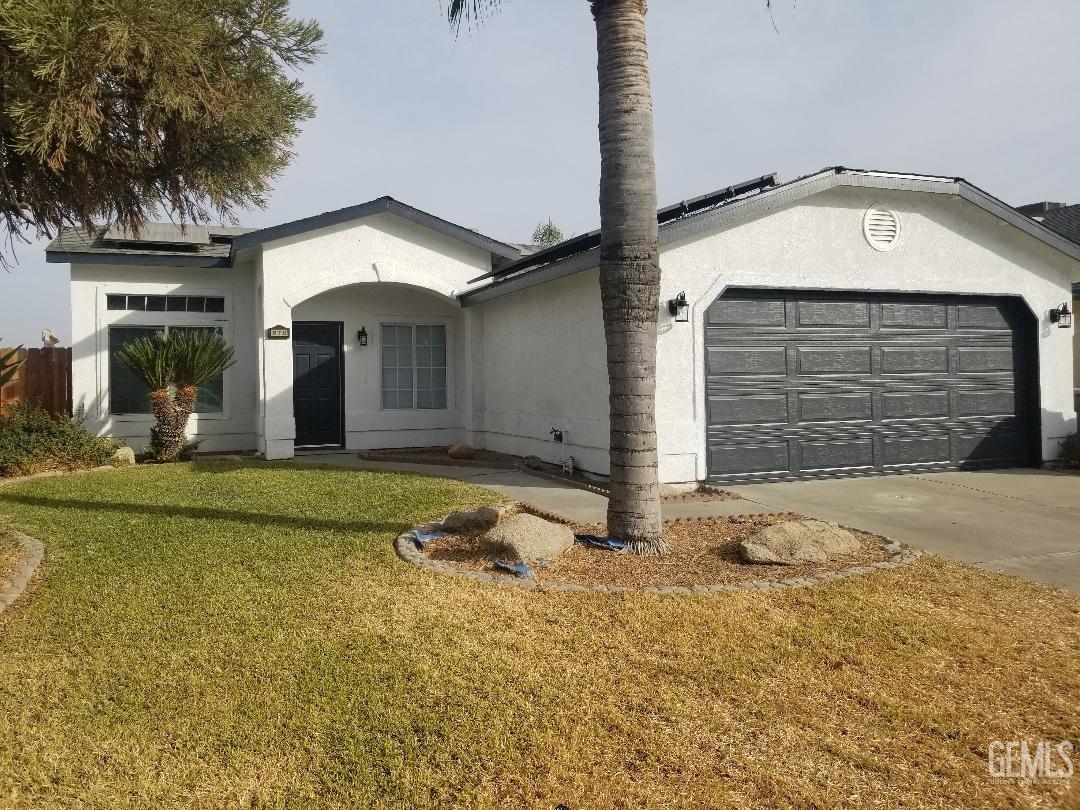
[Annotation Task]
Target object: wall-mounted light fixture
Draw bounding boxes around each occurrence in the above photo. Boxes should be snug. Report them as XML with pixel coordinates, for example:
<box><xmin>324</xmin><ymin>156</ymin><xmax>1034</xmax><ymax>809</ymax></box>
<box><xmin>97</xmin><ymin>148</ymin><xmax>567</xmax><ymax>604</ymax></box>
<box><xmin>667</xmin><ymin>291</ymin><xmax>689</xmax><ymax>323</ymax></box>
<box><xmin>357</xmin><ymin>327</ymin><xmax>369</xmax><ymax>346</ymax></box>
<box><xmin>1049</xmin><ymin>302</ymin><xmax>1073</xmax><ymax>329</ymax></box>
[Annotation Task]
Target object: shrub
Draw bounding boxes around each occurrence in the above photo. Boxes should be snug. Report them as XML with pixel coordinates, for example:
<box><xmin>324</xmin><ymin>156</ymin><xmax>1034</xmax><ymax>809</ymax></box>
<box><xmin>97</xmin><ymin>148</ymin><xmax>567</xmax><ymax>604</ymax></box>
<box><xmin>1060</xmin><ymin>432</ymin><xmax>1080</xmax><ymax>466</ymax></box>
<box><xmin>0</xmin><ymin>402</ymin><xmax>122</xmax><ymax>476</ymax></box>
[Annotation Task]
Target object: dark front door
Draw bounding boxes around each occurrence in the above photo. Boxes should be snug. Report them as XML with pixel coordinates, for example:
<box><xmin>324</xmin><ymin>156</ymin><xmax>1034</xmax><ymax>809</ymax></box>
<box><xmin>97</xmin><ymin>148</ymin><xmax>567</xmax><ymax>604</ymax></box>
<box><xmin>704</xmin><ymin>290</ymin><xmax>1039</xmax><ymax>483</ymax></box>
<box><xmin>293</xmin><ymin>322</ymin><xmax>344</xmax><ymax>447</ymax></box>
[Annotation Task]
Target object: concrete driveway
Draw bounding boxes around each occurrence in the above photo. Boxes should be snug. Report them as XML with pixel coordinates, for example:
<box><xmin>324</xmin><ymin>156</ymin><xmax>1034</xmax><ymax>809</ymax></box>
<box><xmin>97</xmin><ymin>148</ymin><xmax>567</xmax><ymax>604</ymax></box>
<box><xmin>727</xmin><ymin>470</ymin><xmax>1080</xmax><ymax>593</ymax></box>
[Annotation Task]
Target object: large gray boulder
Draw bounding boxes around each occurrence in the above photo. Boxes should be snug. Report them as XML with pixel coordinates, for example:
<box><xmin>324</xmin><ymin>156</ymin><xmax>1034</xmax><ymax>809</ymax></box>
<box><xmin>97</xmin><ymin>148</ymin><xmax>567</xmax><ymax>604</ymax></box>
<box><xmin>739</xmin><ymin>519</ymin><xmax>861</xmax><ymax>565</ymax></box>
<box><xmin>440</xmin><ymin>505</ymin><xmax>502</xmax><ymax>532</ymax></box>
<box><xmin>485</xmin><ymin>513</ymin><xmax>574</xmax><ymax>564</ymax></box>
<box><xmin>112</xmin><ymin>446</ymin><xmax>136</xmax><ymax>466</ymax></box>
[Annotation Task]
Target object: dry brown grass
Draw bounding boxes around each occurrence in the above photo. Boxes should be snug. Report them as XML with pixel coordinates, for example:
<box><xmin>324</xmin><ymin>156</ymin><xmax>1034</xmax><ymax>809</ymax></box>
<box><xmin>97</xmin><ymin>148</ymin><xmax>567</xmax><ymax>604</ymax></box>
<box><xmin>0</xmin><ymin>464</ymin><xmax>1077</xmax><ymax>808</ymax></box>
<box><xmin>427</xmin><ymin>514</ymin><xmax>891</xmax><ymax>588</ymax></box>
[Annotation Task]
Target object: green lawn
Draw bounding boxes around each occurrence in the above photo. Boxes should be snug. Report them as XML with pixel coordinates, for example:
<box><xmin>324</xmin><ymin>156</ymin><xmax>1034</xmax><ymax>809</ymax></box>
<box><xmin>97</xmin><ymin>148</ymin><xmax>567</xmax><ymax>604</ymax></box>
<box><xmin>0</xmin><ymin>463</ymin><xmax>1077</xmax><ymax>809</ymax></box>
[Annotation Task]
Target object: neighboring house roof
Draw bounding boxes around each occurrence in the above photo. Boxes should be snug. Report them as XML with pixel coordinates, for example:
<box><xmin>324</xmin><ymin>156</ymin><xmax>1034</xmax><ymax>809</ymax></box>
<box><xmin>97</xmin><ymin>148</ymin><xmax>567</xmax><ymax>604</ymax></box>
<box><xmin>1038</xmin><ymin>204</ymin><xmax>1080</xmax><ymax>247</ymax></box>
<box><xmin>45</xmin><ymin>197</ymin><xmax>521</xmax><ymax>268</ymax></box>
<box><xmin>459</xmin><ymin>167</ymin><xmax>1080</xmax><ymax>307</ymax></box>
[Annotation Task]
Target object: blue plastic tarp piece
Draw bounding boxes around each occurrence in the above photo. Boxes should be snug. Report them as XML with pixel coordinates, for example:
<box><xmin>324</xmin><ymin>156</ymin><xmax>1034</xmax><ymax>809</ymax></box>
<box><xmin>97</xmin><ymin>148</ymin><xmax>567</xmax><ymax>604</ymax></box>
<box><xmin>490</xmin><ymin>557</ymin><xmax>534</xmax><ymax>578</ymax></box>
<box><xmin>413</xmin><ymin>529</ymin><xmax>448</xmax><ymax>548</ymax></box>
<box><xmin>574</xmin><ymin>533</ymin><xmax>628</xmax><ymax>551</ymax></box>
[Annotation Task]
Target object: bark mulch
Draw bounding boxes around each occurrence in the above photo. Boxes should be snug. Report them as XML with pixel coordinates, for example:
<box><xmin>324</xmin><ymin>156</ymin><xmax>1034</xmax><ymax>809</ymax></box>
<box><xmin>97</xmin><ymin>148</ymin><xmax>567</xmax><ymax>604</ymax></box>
<box><xmin>424</xmin><ymin>513</ymin><xmax>890</xmax><ymax>589</ymax></box>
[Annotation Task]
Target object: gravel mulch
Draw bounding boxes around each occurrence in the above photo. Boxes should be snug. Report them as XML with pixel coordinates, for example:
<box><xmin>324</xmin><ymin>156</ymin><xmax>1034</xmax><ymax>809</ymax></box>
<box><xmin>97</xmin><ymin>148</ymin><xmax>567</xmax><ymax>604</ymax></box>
<box><xmin>424</xmin><ymin>513</ymin><xmax>890</xmax><ymax>589</ymax></box>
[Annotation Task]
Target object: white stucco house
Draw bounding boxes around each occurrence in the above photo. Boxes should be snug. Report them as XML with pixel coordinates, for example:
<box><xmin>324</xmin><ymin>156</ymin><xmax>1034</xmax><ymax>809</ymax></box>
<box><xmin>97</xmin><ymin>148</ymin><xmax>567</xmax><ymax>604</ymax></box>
<box><xmin>47</xmin><ymin>167</ymin><xmax>1080</xmax><ymax>485</ymax></box>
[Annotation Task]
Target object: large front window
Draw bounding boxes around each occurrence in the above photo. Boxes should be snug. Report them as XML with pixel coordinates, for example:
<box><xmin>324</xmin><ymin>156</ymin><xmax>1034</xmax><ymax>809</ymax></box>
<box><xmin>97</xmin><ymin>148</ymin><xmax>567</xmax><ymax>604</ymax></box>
<box><xmin>109</xmin><ymin>325</ymin><xmax>225</xmax><ymax>415</ymax></box>
<box><xmin>381</xmin><ymin>324</ymin><xmax>447</xmax><ymax>410</ymax></box>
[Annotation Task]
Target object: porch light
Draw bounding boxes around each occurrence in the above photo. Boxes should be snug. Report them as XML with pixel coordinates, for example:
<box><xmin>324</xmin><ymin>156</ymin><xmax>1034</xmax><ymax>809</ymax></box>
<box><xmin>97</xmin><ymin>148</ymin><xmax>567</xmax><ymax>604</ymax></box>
<box><xmin>668</xmin><ymin>292</ymin><xmax>689</xmax><ymax>323</ymax></box>
<box><xmin>1049</xmin><ymin>302</ymin><xmax>1072</xmax><ymax>329</ymax></box>
<box><xmin>357</xmin><ymin>327</ymin><xmax>368</xmax><ymax>346</ymax></box>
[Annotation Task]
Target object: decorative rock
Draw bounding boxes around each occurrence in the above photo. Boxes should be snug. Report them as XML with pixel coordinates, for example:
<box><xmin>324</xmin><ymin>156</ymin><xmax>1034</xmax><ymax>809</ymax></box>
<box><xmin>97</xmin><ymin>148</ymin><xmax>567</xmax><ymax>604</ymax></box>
<box><xmin>739</xmin><ymin>519</ymin><xmax>861</xmax><ymax>566</ymax></box>
<box><xmin>447</xmin><ymin>443</ymin><xmax>477</xmax><ymax>460</ymax></box>
<box><xmin>112</xmin><ymin>446</ymin><xmax>136</xmax><ymax>466</ymax></box>
<box><xmin>484</xmin><ymin>512</ymin><xmax>574</xmax><ymax>564</ymax></box>
<box><xmin>523</xmin><ymin>455</ymin><xmax>544</xmax><ymax>470</ymax></box>
<box><xmin>440</xmin><ymin>505</ymin><xmax>502</xmax><ymax>532</ymax></box>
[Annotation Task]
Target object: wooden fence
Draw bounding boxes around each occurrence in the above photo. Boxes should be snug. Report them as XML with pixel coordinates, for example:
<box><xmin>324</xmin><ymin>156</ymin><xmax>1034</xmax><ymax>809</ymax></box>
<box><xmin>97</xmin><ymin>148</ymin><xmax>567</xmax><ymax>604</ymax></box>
<box><xmin>0</xmin><ymin>347</ymin><xmax>73</xmax><ymax>417</ymax></box>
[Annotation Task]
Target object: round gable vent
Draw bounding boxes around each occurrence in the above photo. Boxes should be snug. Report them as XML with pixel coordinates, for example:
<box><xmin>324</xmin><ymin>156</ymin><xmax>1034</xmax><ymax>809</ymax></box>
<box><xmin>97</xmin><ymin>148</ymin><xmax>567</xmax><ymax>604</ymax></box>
<box><xmin>863</xmin><ymin>206</ymin><xmax>901</xmax><ymax>251</ymax></box>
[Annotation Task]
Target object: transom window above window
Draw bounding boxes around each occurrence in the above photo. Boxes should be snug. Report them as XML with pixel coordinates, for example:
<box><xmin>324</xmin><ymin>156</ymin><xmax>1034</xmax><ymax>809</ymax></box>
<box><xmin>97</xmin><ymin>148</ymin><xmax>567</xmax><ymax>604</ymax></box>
<box><xmin>106</xmin><ymin>294</ymin><xmax>225</xmax><ymax>313</ymax></box>
<box><xmin>381</xmin><ymin>324</ymin><xmax>447</xmax><ymax>410</ymax></box>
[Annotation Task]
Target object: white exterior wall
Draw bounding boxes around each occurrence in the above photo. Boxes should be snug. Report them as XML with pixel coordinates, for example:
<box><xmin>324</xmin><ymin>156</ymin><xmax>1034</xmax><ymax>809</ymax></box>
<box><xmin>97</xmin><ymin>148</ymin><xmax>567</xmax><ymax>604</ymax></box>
<box><xmin>256</xmin><ymin>212</ymin><xmax>492</xmax><ymax>458</ymax></box>
<box><xmin>292</xmin><ymin>284</ymin><xmax>470</xmax><ymax>449</ymax></box>
<box><xmin>69</xmin><ymin>260</ymin><xmax>258</xmax><ymax>453</ymax></box>
<box><xmin>473</xmin><ymin>187</ymin><xmax>1078</xmax><ymax>482</ymax></box>
<box><xmin>475</xmin><ymin>270</ymin><xmax>610</xmax><ymax>473</ymax></box>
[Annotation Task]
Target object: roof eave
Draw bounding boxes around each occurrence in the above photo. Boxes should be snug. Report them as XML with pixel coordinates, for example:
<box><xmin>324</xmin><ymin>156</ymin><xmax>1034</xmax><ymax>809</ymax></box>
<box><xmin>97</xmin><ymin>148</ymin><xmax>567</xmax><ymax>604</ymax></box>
<box><xmin>46</xmin><ymin>251</ymin><xmax>232</xmax><ymax>269</ymax></box>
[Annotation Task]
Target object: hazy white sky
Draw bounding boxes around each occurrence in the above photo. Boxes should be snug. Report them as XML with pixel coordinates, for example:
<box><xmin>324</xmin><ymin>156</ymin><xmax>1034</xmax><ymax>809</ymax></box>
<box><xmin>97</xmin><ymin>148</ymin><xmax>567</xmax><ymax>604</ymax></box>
<box><xmin>3</xmin><ymin>0</ymin><xmax>1079</xmax><ymax>345</ymax></box>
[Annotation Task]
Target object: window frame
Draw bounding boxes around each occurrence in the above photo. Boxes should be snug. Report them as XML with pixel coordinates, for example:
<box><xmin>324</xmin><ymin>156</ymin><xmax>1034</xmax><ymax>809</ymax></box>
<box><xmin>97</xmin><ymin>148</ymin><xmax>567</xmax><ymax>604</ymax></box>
<box><xmin>98</xmin><ymin>287</ymin><xmax>232</xmax><ymax>422</ymax></box>
<box><xmin>378</xmin><ymin>321</ymin><xmax>450</xmax><ymax>412</ymax></box>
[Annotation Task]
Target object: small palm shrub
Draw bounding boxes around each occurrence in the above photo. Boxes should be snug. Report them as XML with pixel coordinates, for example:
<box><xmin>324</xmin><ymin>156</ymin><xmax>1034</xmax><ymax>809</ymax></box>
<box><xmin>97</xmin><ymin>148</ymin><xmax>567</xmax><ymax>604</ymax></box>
<box><xmin>114</xmin><ymin>330</ymin><xmax>235</xmax><ymax>462</ymax></box>
<box><xmin>0</xmin><ymin>402</ymin><xmax>122</xmax><ymax>476</ymax></box>
<box><xmin>1060</xmin><ymin>432</ymin><xmax>1080</xmax><ymax>467</ymax></box>
<box><xmin>0</xmin><ymin>341</ymin><xmax>24</xmax><ymax>387</ymax></box>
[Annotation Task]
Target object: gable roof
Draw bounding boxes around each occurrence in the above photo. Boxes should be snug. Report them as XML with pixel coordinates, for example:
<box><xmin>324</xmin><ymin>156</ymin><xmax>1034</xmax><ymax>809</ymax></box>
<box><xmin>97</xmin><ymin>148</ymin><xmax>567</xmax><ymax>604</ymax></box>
<box><xmin>459</xmin><ymin>167</ymin><xmax>1080</xmax><ymax>307</ymax></box>
<box><xmin>229</xmin><ymin>196</ymin><xmax>521</xmax><ymax>260</ymax></box>
<box><xmin>46</xmin><ymin>197</ymin><xmax>521</xmax><ymax>268</ymax></box>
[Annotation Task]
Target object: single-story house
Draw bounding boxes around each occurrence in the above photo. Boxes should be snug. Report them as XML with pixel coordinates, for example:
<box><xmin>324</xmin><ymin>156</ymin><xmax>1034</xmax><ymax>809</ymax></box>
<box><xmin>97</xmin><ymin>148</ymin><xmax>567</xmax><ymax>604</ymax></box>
<box><xmin>47</xmin><ymin>167</ymin><xmax>1080</xmax><ymax>485</ymax></box>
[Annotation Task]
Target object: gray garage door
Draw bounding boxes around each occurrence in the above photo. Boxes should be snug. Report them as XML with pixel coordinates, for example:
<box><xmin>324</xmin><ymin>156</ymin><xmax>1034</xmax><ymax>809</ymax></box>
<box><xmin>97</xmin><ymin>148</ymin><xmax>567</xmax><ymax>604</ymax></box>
<box><xmin>705</xmin><ymin>290</ymin><xmax>1038</xmax><ymax>482</ymax></box>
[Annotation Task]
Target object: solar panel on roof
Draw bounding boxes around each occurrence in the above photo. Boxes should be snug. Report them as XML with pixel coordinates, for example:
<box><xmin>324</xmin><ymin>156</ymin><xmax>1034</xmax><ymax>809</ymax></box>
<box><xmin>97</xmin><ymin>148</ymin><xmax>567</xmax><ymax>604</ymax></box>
<box><xmin>103</xmin><ymin>222</ymin><xmax>211</xmax><ymax>245</ymax></box>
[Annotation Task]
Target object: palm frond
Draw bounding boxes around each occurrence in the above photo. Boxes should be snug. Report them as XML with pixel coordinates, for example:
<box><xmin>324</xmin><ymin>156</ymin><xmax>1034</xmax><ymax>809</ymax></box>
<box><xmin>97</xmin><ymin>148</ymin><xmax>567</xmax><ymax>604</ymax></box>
<box><xmin>446</xmin><ymin>0</ymin><xmax>506</xmax><ymax>33</ymax></box>
<box><xmin>113</xmin><ymin>332</ymin><xmax>174</xmax><ymax>391</ymax></box>
<box><xmin>0</xmin><ymin>342</ymin><xmax>26</xmax><ymax>388</ymax></box>
<box><xmin>171</xmin><ymin>330</ymin><xmax>236</xmax><ymax>387</ymax></box>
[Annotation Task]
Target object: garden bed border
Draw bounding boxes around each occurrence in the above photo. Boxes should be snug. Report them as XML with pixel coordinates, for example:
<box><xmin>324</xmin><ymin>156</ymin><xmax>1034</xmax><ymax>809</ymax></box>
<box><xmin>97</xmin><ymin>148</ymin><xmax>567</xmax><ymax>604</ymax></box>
<box><xmin>394</xmin><ymin>505</ymin><xmax>924</xmax><ymax>594</ymax></box>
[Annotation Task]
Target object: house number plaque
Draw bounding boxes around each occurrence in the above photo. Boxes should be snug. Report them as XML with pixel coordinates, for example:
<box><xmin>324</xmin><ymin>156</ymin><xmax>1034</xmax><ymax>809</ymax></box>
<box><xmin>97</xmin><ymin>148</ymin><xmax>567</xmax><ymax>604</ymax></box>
<box><xmin>266</xmin><ymin>325</ymin><xmax>291</xmax><ymax>340</ymax></box>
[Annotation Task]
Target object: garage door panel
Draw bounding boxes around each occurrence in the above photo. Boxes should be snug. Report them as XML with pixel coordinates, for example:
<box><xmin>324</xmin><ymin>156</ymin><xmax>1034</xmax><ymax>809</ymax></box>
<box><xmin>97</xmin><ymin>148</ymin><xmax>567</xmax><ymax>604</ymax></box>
<box><xmin>707</xmin><ymin>346</ymin><xmax>787</xmax><ymax>375</ymax></box>
<box><xmin>957</xmin><ymin>304</ymin><xmax>1011</xmax><ymax>330</ymax></box>
<box><xmin>881</xmin><ymin>302</ymin><xmax>948</xmax><ymax>329</ymax></box>
<box><xmin>800</xmin><ymin>439</ymin><xmax>875</xmax><ymax>471</ymax></box>
<box><xmin>797</xmin><ymin>392</ymin><xmax>872</xmax><ymax>422</ymax></box>
<box><xmin>708</xmin><ymin>298</ymin><xmax>786</xmax><ymax>327</ymax></box>
<box><xmin>797</xmin><ymin>301</ymin><xmax>870</xmax><ymax>328</ymax></box>
<box><xmin>956</xmin><ymin>389</ymin><xmax>1017</xmax><ymax>417</ymax></box>
<box><xmin>796</xmin><ymin>346</ymin><xmax>872</xmax><ymax>375</ymax></box>
<box><xmin>705</xmin><ymin>291</ymin><xmax>1036</xmax><ymax>482</ymax></box>
<box><xmin>957</xmin><ymin>347</ymin><xmax>1013</xmax><ymax>373</ymax></box>
<box><xmin>882</xmin><ymin>391</ymin><xmax>950</xmax><ymax>420</ymax></box>
<box><xmin>707</xmin><ymin>394</ymin><xmax>788</xmax><ymax>425</ymax></box>
<box><xmin>883</xmin><ymin>434</ymin><xmax>953</xmax><ymax>465</ymax></box>
<box><xmin>882</xmin><ymin>346</ymin><xmax>949</xmax><ymax>374</ymax></box>
<box><xmin>709</xmin><ymin>442</ymin><xmax>790</xmax><ymax>475</ymax></box>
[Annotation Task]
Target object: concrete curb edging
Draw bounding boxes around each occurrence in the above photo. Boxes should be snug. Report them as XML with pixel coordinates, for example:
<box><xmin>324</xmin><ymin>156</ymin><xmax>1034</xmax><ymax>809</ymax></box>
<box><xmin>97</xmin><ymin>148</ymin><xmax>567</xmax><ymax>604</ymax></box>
<box><xmin>393</xmin><ymin>506</ymin><xmax>924</xmax><ymax>594</ymax></box>
<box><xmin>0</xmin><ymin>464</ymin><xmax>124</xmax><ymax>616</ymax></box>
<box><xmin>0</xmin><ymin>531</ymin><xmax>44</xmax><ymax>614</ymax></box>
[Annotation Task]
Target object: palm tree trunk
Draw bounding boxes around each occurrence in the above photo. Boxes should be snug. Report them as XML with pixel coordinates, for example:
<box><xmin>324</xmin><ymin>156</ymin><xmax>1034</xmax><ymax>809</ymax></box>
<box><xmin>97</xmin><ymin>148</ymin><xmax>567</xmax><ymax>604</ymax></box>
<box><xmin>167</xmin><ymin>385</ymin><xmax>199</xmax><ymax>461</ymax></box>
<box><xmin>590</xmin><ymin>0</ymin><xmax>665</xmax><ymax>554</ymax></box>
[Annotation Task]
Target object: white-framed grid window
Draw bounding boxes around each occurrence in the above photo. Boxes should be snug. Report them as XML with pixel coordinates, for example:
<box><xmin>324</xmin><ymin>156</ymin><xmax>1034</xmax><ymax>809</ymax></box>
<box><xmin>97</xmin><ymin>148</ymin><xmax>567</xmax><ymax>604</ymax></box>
<box><xmin>381</xmin><ymin>323</ymin><xmax>447</xmax><ymax>410</ymax></box>
<box><xmin>108</xmin><ymin>325</ymin><xmax>225</xmax><ymax>415</ymax></box>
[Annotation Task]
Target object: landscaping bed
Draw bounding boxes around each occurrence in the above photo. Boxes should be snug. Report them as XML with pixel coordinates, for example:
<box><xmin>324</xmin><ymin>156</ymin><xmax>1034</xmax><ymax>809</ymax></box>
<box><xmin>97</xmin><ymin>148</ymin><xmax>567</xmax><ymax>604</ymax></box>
<box><xmin>424</xmin><ymin>512</ymin><xmax>891</xmax><ymax>588</ymax></box>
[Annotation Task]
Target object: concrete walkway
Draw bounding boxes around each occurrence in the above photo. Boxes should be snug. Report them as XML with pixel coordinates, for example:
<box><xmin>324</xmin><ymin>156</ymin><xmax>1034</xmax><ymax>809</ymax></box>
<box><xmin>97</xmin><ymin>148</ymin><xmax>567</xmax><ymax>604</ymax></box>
<box><xmin>293</xmin><ymin>454</ymin><xmax>1080</xmax><ymax>592</ymax></box>
<box><xmin>291</xmin><ymin>452</ymin><xmax>755</xmax><ymax>524</ymax></box>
